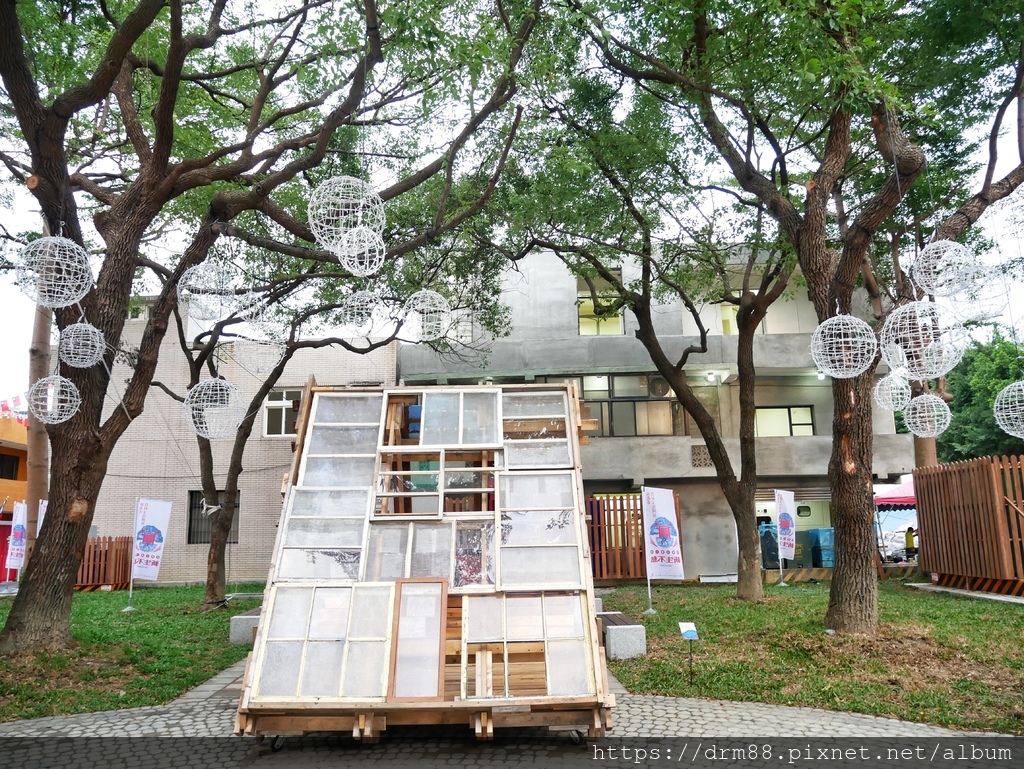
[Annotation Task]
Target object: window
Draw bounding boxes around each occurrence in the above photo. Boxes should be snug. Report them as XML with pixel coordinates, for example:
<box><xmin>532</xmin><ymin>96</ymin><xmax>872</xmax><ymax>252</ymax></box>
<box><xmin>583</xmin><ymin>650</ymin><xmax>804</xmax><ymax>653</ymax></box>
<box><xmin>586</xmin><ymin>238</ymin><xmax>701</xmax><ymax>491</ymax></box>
<box><xmin>0</xmin><ymin>454</ymin><xmax>19</xmax><ymax>480</ymax></box>
<box><xmin>754</xmin><ymin>407</ymin><xmax>814</xmax><ymax>437</ymax></box>
<box><xmin>549</xmin><ymin>373</ymin><xmax>687</xmax><ymax>437</ymax></box>
<box><xmin>265</xmin><ymin>388</ymin><xmax>302</xmax><ymax>436</ymax></box>
<box><xmin>187</xmin><ymin>490</ymin><xmax>240</xmax><ymax>544</ymax></box>
<box><xmin>577</xmin><ymin>271</ymin><xmax>624</xmax><ymax>336</ymax></box>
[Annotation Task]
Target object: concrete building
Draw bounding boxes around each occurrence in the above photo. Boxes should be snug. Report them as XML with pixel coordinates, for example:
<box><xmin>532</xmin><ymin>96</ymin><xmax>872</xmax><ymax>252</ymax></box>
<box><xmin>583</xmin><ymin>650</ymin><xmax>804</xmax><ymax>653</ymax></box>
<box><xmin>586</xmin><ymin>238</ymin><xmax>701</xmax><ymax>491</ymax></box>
<box><xmin>0</xmin><ymin>415</ymin><xmax>28</xmax><ymax>580</ymax></box>
<box><xmin>399</xmin><ymin>251</ymin><xmax>915</xmax><ymax>577</ymax></box>
<box><xmin>92</xmin><ymin>305</ymin><xmax>397</xmax><ymax>584</ymax></box>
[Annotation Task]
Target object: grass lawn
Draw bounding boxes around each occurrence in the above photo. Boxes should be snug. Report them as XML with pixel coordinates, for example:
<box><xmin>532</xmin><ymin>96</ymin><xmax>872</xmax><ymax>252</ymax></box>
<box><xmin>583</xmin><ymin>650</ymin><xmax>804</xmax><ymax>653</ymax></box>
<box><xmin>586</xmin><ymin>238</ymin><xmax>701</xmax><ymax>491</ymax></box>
<box><xmin>603</xmin><ymin>579</ymin><xmax>1024</xmax><ymax>734</ymax></box>
<box><xmin>0</xmin><ymin>585</ymin><xmax>263</xmax><ymax>722</ymax></box>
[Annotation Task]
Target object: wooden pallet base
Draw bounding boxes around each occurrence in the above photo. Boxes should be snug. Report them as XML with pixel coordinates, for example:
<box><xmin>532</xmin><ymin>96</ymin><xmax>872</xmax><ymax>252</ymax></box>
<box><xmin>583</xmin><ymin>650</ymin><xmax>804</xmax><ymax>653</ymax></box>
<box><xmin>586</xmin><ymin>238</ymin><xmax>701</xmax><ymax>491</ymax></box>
<box><xmin>762</xmin><ymin>564</ymin><xmax>920</xmax><ymax>584</ymax></box>
<box><xmin>933</xmin><ymin>573</ymin><xmax>1024</xmax><ymax>596</ymax></box>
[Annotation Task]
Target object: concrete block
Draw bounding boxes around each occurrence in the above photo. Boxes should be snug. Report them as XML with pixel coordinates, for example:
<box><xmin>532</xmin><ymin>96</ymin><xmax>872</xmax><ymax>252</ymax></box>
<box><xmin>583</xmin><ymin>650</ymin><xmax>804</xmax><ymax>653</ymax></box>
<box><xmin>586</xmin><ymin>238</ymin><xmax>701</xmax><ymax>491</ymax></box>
<box><xmin>604</xmin><ymin>623</ymin><xmax>646</xmax><ymax>660</ymax></box>
<box><xmin>230</xmin><ymin>607</ymin><xmax>261</xmax><ymax>645</ymax></box>
<box><xmin>594</xmin><ymin>596</ymin><xmax>603</xmax><ymax>613</ymax></box>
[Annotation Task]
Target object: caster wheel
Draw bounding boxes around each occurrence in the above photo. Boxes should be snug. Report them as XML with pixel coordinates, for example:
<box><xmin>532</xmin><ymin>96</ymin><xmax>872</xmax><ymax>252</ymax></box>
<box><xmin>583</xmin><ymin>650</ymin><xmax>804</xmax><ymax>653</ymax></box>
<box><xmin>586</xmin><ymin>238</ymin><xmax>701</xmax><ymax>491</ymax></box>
<box><xmin>569</xmin><ymin>730</ymin><xmax>583</xmax><ymax>745</ymax></box>
<box><xmin>271</xmin><ymin>735</ymin><xmax>286</xmax><ymax>752</ymax></box>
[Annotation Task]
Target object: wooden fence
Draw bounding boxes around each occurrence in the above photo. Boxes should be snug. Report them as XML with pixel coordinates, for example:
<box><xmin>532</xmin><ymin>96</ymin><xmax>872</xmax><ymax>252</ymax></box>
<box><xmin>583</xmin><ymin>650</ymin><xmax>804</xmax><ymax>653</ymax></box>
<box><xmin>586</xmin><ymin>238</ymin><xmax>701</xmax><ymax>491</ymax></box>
<box><xmin>586</xmin><ymin>493</ymin><xmax>682</xmax><ymax>580</ymax></box>
<box><xmin>914</xmin><ymin>456</ymin><xmax>1024</xmax><ymax>594</ymax></box>
<box><xmin>76</xmin><ymin>536</ymin><xmax>132</xmax><ymax>590</ymax></box>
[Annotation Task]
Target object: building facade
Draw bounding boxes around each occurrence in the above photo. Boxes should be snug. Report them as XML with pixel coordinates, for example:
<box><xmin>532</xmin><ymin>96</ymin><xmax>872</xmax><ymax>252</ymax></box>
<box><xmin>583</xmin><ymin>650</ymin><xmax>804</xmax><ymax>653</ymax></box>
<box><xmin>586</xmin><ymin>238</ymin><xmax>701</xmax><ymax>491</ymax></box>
<box><xmin>0</xmin><ymin>415</ymin><xmax>28</xmax><ymax>580</ymax></box>
<box><xmin>399</xmin><ymin>251</ymin><xmax>915</xmax><ymax>577</ymax></box>
<box><xmin>92</xmin><ymin>307</ymin><xmax>397</xmax><ymax>584</ymax></box>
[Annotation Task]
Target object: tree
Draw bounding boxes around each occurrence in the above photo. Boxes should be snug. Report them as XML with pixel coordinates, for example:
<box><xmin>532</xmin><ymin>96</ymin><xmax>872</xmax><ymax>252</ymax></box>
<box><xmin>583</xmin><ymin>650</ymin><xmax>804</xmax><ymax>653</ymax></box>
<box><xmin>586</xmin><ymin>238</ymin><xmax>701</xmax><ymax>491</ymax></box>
<box><xmin>563</xmin><ymin>0</ymin><xmax>1024</xmax><ymax>632</ymax></box>
<box><xmin>0</xmin><ymin>0</ymin><xmax>539</xmax><ymax>651</ymax></box>
<box><xmin>491</xmin><ymin>72</ymin><xmax>797</xmax><ymax>600</ymax></box>
<box><xmin>937</xmin><ymin>332</ymin><xmax>1024</xmax><ymax>463</ymax></box>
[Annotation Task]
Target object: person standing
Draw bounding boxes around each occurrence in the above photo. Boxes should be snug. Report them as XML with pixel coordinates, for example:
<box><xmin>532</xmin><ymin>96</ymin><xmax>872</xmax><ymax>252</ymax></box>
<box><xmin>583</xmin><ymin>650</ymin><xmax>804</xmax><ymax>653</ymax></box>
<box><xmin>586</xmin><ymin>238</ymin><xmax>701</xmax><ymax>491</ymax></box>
<box><xmin>905</xmin><ymin>526</ymin><xmax>918</xmax><ymax>560</ymax></box>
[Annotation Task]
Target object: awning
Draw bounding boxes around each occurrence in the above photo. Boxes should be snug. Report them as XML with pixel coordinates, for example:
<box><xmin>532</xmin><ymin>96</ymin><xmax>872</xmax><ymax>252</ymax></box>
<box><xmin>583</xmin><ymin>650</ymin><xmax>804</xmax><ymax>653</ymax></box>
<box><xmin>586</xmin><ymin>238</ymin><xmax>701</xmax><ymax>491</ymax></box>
<box><xmin>875</xmin><ymin>479</ymin><xmax>915</xmax><ymax>510</ymax></box>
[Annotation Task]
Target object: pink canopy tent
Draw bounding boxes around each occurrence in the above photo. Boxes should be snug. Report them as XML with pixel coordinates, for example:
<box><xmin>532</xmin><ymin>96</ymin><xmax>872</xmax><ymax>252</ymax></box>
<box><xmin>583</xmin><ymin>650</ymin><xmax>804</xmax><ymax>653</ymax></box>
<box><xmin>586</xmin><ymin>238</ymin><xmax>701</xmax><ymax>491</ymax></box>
<box><xmin>875</xmin><ymin>479</ymin><xmax>916</xmax><ymax>510</ymax></box>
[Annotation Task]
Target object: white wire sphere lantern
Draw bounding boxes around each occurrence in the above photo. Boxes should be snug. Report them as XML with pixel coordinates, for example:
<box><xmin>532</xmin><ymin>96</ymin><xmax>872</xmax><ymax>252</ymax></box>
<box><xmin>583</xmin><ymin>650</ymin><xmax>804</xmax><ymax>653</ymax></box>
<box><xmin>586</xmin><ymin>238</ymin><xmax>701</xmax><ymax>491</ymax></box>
<box><xmin>307</xmin><ymin>176</ymin><xmax>386</xmax><ymax>252</ymax></box>
<box><xmin>902</xmin><ymin>393</ymin><xmax>952</xmax><ymax>438</ymax></box>
<box><xmin>15</xmin><ymin>236</ymin><xmax>94</xmax><ymax>308</ymax></box>
<box><xmin>233</xmin><ymin>338</ymin><xmax>287</xmax><ymax>376</ymax></box>
<box><xmin>944</xmin><ymin>263</ymin><xmax>1010</xmax><ymax>323</ymax></box>
<box><xmin>873</xmin><ymin>373</ymin><xmax>912</xmax><ymax>412</ymax></box>
<box><xmin>335</xmin><ymin>225</ymin><xmax>387</xmax><ymax>277</ymax></box>
<box><xmin>57</xmin><ymin>322</ymin><xmax>107</xmax><ymax>368</ymax></box>
<box><xmin>177</xmin><ymin>260</ymin><xmax>241</xmax><ymax>321</ymax></box>
<box><xmin>341</xmin><ymin>290</ymin><xmax>379</xmax><ymax>332</ymax></box>
<box><xmin>809</xmin><ymin>315</ymin><xmax>878</xmax><ymax>378</ymax></box>
<box><xmin>27</xmin><ymin>375</ymin><xmax>82</xmax><ymax>425</ymax></box>
<box><xmin>879</xmin><ymin>301</ymin><xmax>969</xmax><ymax>380</ymax></box>
<box><xmin>909</xmin><ymin>240</ymin><xmax>975</xmax><ymax>297</ymax></box>
<box><xmin>182</xmin><ymin>378</ymin><xmax>247</xmax><ymax>440</ymax></box>
<box><xmin>993</xmin><ymin>381</ymin><xmax>1024</xmax><ymax>440</ymax></box>
<box><xmin>404</xmin><ymin>289</ymin><xmax>451</xmax><ymax>342</ymax></box>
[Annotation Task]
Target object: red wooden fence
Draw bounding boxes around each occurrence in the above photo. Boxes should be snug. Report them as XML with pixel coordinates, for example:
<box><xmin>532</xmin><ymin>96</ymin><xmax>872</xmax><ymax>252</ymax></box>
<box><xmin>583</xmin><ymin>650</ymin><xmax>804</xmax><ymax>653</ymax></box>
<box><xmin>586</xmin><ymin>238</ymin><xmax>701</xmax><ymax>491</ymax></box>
<box><xmin>76</xmin><ymin>536</ymin><xmax>132</xmax><ymax>590</ymax></box>
<box><xmin>586</xmin><ymin>493</ymin><xmax>682</xmax><ymax>580</ymax></box>
<box><xmin>914</xmin><ymin>456</ymin><xmax>1024</xmax><ymax>594</ymax></box>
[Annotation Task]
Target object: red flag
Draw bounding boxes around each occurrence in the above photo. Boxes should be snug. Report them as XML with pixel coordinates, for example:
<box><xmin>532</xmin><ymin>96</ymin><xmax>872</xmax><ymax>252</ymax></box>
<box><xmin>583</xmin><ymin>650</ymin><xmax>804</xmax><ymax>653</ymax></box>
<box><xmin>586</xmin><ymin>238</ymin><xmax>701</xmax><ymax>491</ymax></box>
<box><xmin>0</xmin><ymin>400</ymin><xmax>9</xmax><ymax>412</ymax></box>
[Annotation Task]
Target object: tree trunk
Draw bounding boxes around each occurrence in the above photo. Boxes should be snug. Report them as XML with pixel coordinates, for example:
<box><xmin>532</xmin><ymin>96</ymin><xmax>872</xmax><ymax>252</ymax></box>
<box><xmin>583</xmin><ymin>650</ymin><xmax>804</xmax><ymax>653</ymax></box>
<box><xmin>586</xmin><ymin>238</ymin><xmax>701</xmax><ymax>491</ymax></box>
<box><xmin>823</xmin><ymin>373</ymin><xmax>878</xmax><ymax>633</ymax></box>
<box><xmin>913</xmin><ymin>436</ymin><xmax>938</xmax><ymax>468</ymax></box>
<box><xmin>203</xmin><ymin>496</ymin><xmax>235</xmax><ymax>609</ymax></box>
<box><xmin>25</xmin><ymin>303</ymin><xmax>52</xmax><ymax>564</ymax></box>
<box><xmin>734</xmin><ymin>492</ymin><xmax>763</xmax><ymax>600</ymax></box>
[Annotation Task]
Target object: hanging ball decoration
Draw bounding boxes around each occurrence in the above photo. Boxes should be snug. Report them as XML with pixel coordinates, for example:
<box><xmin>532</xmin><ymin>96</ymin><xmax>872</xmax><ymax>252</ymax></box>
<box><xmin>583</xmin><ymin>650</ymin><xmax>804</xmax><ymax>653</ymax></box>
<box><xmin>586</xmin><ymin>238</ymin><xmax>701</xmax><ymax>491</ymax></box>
<box><xmin>879</xmin><ymin>301</ymin><xmax>969</xmax><ymax>380</ymax></box>
<box><xmin>993</xmin><ymin>381</ymin><xmax>1024</xmax><ymax>440</ymax></box>
<box><xmin>873</xmin><ymin>373</ymin><xmax>911</xmax><ymax>412</ymax></box>
<box><xmin>27</xmin><ymin>375</ymin><xmax>82</xmax><ymax>425</ymax></box>
<box><xmin>945</xmin><ymin>264</ymin><xmax>1010</xmax><ymax>323</ymax></box>
<box><xmin>336</xmin><ymin>225</ymin><xmax>387</xmax><ymax>277</ymax></box>
<box><xmin>15</xmin><ymin>236</ymin><xmax>94</xmax><ymax>308</ymax></box>
<box><xmin>177</xmin><ymin>260</ymin><xmax>240</xmax><ymax>320</ymax></box>
<box><xmin>404</xmin><ymin>289</ymin><xmax>451</xmax><ymax>343</ymax></box>
<box><xmin>233</xmin><ymin>338</ymin><xmax>287</xmax><ymax>376</ymax></box>
<box><xmin>57</xmin><ymin>322</ymin><xmax>107</xmax><ymax>368</ymax></box>
<box><xmin>902</xmin><ymin>393</ymin><xmax>952</xmax><ymax>438</ymax></box>
<box><xmin>182</xmin><ymin>378</ymin><xmax>247</xmax><ymax>440</ymax></box>
<box><xmin>341</xmin><ymin>290</ymin><xmax>379</xmax><ymax>332</ymax></box>
<box><xmin>307</xmin><ymin>176</ymin><xmax>386</xmax><ymax>252</ymax></box>
<box><xmin>909</xmin><ymin>240</ymin><xmax>973</xmax><ymax>297</ymax></box>
<box><xmin>809</xmin><ymin>315</ymin><xmax>878</xmax><ymax>378</ymax></box>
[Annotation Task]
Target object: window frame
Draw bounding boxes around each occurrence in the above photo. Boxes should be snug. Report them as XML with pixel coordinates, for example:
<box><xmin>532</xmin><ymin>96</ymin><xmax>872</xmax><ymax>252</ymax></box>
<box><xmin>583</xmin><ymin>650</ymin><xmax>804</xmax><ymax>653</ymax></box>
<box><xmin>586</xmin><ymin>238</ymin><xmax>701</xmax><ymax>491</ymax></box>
<box><xmin>542</xmin><ymin>374</ymin><xmax>687</xmax><ymax>438</ymax></box>
<box><xmin>187</xmin><ymin>489</ymin><xmax>240</xmax><ymax>545</ymax></box>
<box><xmin>754</xmin><ymin>406</ymin><xmax>815</xmax><ymax>437</ymax></box>
<box><xmin>264</xmin><ymin>388</ymin><xmax>304</xmax><ymax>438</ymax></box>
<box><xmin>577</xmin><ymin>270</ymin><xmax>625</xmax><ymax>336</ymax></box>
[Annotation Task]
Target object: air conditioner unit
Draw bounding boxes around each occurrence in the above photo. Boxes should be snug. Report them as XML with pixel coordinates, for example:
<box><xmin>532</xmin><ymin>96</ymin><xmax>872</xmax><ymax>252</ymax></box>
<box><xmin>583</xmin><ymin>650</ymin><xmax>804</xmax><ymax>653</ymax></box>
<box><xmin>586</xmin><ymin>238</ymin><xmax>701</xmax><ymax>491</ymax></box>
<box><xmin>648</xmin><ymin>376</ymin><xmax>671</xmax><ymax>397</ymax></box>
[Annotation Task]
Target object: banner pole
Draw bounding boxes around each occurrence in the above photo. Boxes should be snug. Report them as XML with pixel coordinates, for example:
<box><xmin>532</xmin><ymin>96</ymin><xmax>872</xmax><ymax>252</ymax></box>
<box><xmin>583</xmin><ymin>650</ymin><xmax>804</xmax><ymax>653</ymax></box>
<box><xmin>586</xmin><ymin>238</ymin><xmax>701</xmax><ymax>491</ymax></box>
<box><xmin>644</xmin><ymin>575</ymin><xmax>656</xmax><ymax>615</ymax></box>
<box><xmin>122</xmin><ymin>498</ymin><xmax>138</xmax><ymax>613</ymax></box>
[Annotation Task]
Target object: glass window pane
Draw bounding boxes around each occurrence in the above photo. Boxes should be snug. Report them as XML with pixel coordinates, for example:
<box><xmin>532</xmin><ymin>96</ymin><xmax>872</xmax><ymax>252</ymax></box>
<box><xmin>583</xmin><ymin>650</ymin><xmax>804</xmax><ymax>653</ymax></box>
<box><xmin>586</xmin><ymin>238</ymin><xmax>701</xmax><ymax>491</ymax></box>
<box><xmin>791</xmin><ymin>407</ymin><xmax>813</xmax><ymax>424</ymax></box>
<box><xmin>392</xmin><ymin>583</ymin><xmax>444</xmax><ymax>698</ymax></box>
<box><xmin>314</xmin><ymin>395</ymin><xmax>382</xmax><ymax>424</ymax></box>
<box><xmin>308</xmin><ymin>588</ymin><xmax>352</xmax><ymax>639</ymax></box>
<box><xmin>302</xmin><ymin>457</ymin><xmax>375</xmax><ymax>487</ymax></box>
<box><xmin>410</xmin><ymin>522</ymin><xmax>452</xmax><ymax>578</ymax></box>
<box><xmin>466</xmin><ymin>595</ymin><xmax>503</xmax><ymax>642</ymax></box>
<box><xmin>501</xmin><ymin>393</ymin><xmax>567</xmax><ymax>417</ymax></box>
<box><xmin>582</xmin><ymin>376</ymin><xmax>609</xmax><ymax>399</ymax></box>
<box><xmin>284</xmin><ymin>407</ymin><xmax>298</xmax><ymax>435</ymax></box>
<box><xmin>283</xmin><ymin>518</ymin><xmax>363</xmax><ymax>548</ymax></box>
<box><xmin>267</xmin><ymin>587</ymin><xmax>313</xmax><ymax>639</ymax></box>
<box><xmin>546</xmin><ymin>639</ymin><xmax>591</xmax><ymax>696</ymax></box>
<box><xmin>258</xmin><ymin>641</ymin><xmax>303</xmax><ymax>697</ymax></box>
<box><xmin>420</xmin><ymin>392</ymin><xmax>460</xmax><ymax>444</ymax></box>
<box><xmin>500</xmin><ymin>510</ymin><xmax>577</xmax><ymax>546</ymax></box>
<box><xmin>269</xmin><ymin>391</ymin><xmax>284</xmax><ymax>402</ymax></box>
<box><xmin>300</xmin><ymin>641</ymin><xmax>344</xmax><ymax>697</ymax></box>
<box><xmin>500</xmin><ymin>546</ymin><xmax>580</xmax><ymax>587</ymax></box>
<box><xmin>308</xmin><ymin>426</ymin><xmax>379</xmax><ymax>454</ymax></box>
<box><xmin>792</xmin><ymin>424</ymin><xmax>814</xmax><ymax>436</ymax></box>
<box><xmin>611</xmin><ymin>401</ymin><xmax>637</xmax><ymax>436</ymax></box>
<box><xmin>349</xmin><ymin>586</ymin><xmax>392</xmax><ymax>639</ymax></box>
<box><xmin>505</xmin><ymin>440</ymin><xmax>572</xmax><ymax>468</ymax></box>
<box><xmin>364</xmin><ymin>524</ymin><xmax>409</xmax><ymax>581</ymax></box>
<box><xmin>505</xmin><ymin>595</ymin><xmax>543</xmax><ymax>640</ymax></box>
<box><xmin>755</xmin><ymin>408</ymin><xmax>791</xmax><ymax>437</ymax></box>
<box><xmin>500</xmin><ymin>473</ymin><xmax>574</xmax><ymax>509</ymax></box>
<box><xmin>454</xmin><ymin>521</ymin><xmax>495</xmax><ymax>588</ymax></box>
<box><xmin>278</xmin><ymin>548</ymin><xmax>361</xmax><ymax>580</ymax></box>
<box><xmin>544</xmin><ymin>595</ymin><xmax>584</xmax><ymax>638</ymax></box>
<box><xmin>267</xmin><ymin>408</ymin><xmax>283</xmax><ymax>435</ymax></box>
<box><xmin>636</xmin><ymin>401</ymin><xmax>673</xmax><ymax>436</ymax></box>
<box><xmin>462</xmin><ymin>391</ymin><xmax>499</xmax><ymax>444</ymax></box>
<box><xmin>612</xmin><ymin>375</ymin><xmax>647</xmax><ymax>397</ymax></box>
<box><xmin>286</xmin><ymin>390</ymin><xmax>303</xmax><ymax>401</ymax></box>
<box><xmin>342</xmin><ymin>640</ymin><xmax>388</xmax><ymax>698</ymax></box>
<box><xmin>291</xmin><ymin>489</ymin><xmax>370</xmax><ymax>518</ymax></box>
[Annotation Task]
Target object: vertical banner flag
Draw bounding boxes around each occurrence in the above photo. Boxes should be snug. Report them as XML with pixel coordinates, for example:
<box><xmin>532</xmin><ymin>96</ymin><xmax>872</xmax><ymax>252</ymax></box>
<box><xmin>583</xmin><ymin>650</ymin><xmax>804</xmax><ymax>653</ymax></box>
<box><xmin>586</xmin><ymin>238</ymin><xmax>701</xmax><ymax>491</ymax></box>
<box><xmin>775</xmin><ymin>489</ymin><xmax>797</xmax><ymax>561</ymax></box>
<box><xmin>37</xmin><ymin>499</ymin><xmax>48</xmax><ymax>537</ymax></box>
<box><xmin>5</xmin><ymin>501</ymin><xmax>28</xmax><ymax>570</ymax></box>
<box><xmin>641</xmin><ymin>486</ymin><xmax>685</xmax><ymax>580</ymax></box>
<box><xmin>132</xmin><ymin>499</ymin><xmax>172</xmax><ymax>581</ymax></box>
